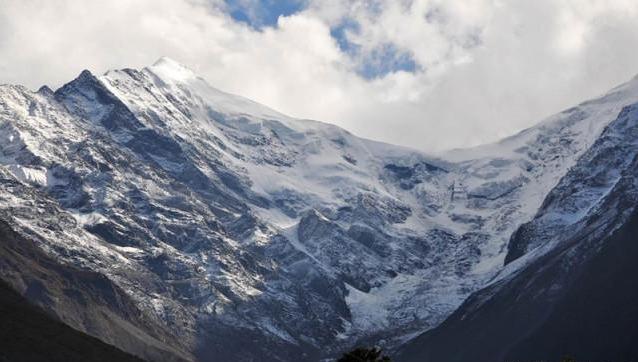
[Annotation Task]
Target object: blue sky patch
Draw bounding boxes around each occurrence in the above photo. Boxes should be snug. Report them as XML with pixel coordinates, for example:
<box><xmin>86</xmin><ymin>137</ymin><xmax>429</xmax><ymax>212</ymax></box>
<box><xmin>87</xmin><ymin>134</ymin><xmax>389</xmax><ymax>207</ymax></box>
<box><xmin>330</xmin><ymin>18</ymin><xmax>361</xmax><ymax>54</ymax></box>
<box><xmin>224</xmin><ymin>1</ymin><xmax>420</xmax><ymax>78</ymax></box>
<box><xmin>225</xmin><ymin>0</ymin><xmax>306</xmax><ymax>29</ymax></box>
<box><xmin>331</xmin><ymin>20</ymin><xmax>420</xmax><ymax>78</ymax></box>
<box><xmin>357</xmin><ymin>43</ymin><xmax>421</xmax><ymax>79</ymax></box>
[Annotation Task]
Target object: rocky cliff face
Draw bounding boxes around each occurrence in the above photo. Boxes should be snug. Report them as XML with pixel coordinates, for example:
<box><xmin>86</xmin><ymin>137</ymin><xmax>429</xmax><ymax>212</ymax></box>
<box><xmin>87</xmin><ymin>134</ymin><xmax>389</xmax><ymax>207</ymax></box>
<box><xmin>2</xmin><ymin>58</ymin><xmax>638</xmax><ymax>361</ymax></box>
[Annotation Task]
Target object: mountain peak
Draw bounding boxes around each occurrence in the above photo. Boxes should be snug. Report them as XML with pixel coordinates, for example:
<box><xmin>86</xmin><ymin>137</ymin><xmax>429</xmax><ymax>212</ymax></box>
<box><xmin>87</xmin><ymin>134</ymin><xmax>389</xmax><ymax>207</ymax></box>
<box><xmin>37</xmin><ymin>85</ymin><xmax>54</xmax><ymax>97</ymax></box>
<box><xmin>147</xmin><ymin>56</ymin><xmax>196</xmax><ymax>83</ymax></box>
<box><xmin>78</xmin><ymin>69</ymin><xmax>95</xmax><ymax>80</ymax></box>
<box><xmin>152</xmin><ymin>56</ymin><xmax>184</xmax><ymax>68</ymax></box>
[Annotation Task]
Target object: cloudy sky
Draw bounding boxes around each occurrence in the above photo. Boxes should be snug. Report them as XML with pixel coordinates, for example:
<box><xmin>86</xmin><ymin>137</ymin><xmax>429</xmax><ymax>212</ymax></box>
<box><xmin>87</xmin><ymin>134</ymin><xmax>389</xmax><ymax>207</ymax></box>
<box><xmin>2</xmin><ymin>0</ymin><xmax>638</xmax><ymax>152</ymax></box>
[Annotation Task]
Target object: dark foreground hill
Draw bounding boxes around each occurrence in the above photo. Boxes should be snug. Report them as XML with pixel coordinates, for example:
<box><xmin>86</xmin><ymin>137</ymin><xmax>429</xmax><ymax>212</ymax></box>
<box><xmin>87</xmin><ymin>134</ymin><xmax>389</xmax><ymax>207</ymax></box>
<box><xmin>0</xmin><ymin>279</ymin><xmax>143</xmax><ymax>362</ymax></box>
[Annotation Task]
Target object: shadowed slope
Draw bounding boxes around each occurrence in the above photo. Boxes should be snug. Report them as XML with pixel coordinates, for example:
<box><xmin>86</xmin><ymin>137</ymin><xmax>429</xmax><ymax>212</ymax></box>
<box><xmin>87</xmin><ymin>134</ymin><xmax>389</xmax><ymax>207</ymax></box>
<box><xmin>0</xmin><ymin>279</ymin><xmax>144</xmax><ymax>362</ymax></box>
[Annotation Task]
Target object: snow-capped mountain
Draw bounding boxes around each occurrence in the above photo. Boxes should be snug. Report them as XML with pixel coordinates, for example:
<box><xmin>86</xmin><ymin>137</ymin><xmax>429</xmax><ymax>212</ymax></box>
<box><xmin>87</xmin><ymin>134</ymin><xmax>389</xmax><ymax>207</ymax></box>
<box><xmin>1</xmin><ymin>58</ymin><xmax>638</xmax><ymax>361</ymax></box>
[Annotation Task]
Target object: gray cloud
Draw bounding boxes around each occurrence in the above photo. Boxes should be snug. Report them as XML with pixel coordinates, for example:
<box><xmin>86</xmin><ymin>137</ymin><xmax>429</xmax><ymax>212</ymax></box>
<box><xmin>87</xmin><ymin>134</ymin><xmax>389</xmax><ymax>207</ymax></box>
<box><xmin>1</xmin><ymin>0</ymin><xmax>638</xmax><ymax>152</ymax></box>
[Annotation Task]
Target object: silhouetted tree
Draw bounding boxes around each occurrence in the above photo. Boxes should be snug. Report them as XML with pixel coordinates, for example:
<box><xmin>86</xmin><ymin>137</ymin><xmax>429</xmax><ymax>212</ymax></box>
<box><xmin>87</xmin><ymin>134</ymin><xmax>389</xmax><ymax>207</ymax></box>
<box><xmin>338</xmin><ymin>347</ymin><xmax>391</xmax><ymax>362</ymax></box>
<box><xmin>561</xmin><ymin>356</ymin><xmax>576</xmax><ymax>362</ymax></box>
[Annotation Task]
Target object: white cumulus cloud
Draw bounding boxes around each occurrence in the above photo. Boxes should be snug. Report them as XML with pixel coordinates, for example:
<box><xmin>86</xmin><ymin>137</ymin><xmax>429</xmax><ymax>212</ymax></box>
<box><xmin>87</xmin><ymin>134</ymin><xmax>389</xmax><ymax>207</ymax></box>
<box><xmin>1</xmin><ymin>0</ymin><xmax>638</xmax><ymax>152</ymax></box>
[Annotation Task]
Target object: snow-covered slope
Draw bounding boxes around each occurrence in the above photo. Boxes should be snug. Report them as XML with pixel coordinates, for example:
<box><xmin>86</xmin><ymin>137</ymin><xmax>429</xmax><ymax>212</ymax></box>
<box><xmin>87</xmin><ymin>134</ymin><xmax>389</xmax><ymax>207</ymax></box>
<box><xmin>2</xmin><ymin>58</ymin><xmax>638</xmax><ymax>360</ymax></box>
<box><xmin>397</xmin><ymin>99</ymin><xmax>638</xmax><ymax>362</ymax></box>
